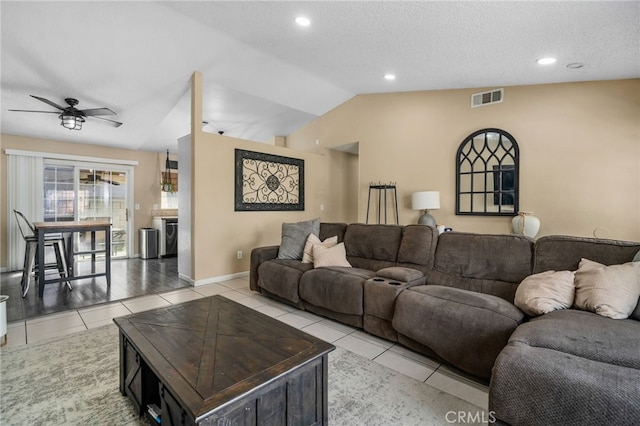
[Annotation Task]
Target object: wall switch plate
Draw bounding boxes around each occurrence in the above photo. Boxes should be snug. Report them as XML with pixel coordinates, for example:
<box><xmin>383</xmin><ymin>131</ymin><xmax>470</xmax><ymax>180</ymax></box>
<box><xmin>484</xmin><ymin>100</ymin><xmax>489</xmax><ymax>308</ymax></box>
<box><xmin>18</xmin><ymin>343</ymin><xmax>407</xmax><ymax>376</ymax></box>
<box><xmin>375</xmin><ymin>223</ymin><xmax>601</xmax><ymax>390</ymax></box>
<box><xmin>237</xmin><ymin>250</ymin><xmax>243</xmax><ymax>259</ymax></box>
<box><xmin>135</xmin><ymin>203</ymin><xmax>140</xmax><ymax>210</ymax></box>
<box><xmin>153</xmin><ymin>204</ymin><xmax>158</xmax><ymax>210</ymax></box>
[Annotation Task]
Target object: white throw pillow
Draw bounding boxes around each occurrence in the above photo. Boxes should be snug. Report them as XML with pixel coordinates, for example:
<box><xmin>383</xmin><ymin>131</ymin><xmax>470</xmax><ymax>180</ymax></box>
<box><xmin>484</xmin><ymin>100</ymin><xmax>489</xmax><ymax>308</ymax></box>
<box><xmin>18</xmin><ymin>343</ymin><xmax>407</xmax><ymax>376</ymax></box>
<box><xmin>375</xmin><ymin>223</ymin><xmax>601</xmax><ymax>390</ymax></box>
<box><xmin>313</xmin><ymin>243</ymin><xmax>352</xmax><ymax>268</ymax></box>
<box><xmin>514</xmin><ymin>270</ymin><xmax>576</xmax><ymax>317</ymax></box>
<box><xmin>574</xmin><ymin>258</ymin><xmax>640</xmax><ymax>319</ymax></box>
<box><xmin>302</xmin><ymin>234</ymin><xmax>338</xmax><ymax>263</ymax></box>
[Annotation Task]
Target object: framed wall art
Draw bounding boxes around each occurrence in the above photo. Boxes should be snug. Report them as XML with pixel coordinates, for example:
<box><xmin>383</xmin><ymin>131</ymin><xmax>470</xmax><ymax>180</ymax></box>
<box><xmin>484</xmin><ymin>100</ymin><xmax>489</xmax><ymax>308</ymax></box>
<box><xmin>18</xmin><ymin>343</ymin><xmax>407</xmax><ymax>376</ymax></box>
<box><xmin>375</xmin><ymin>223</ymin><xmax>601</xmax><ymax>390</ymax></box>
<box><xmin>235</xmin><ymin>149</ymin><xmax>305</xmax><ymax>211</ymax></box>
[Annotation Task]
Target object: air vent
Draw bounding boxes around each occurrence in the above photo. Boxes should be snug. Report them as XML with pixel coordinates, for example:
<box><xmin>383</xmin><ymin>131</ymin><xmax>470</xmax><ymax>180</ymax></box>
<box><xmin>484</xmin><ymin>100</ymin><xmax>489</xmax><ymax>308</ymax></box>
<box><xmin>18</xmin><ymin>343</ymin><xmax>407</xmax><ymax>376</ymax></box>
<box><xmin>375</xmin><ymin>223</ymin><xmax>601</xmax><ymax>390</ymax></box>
<box><xmin>471</xmin><ymin>88</ymin><xmax>504</xmax><ymax>108</ymax></box>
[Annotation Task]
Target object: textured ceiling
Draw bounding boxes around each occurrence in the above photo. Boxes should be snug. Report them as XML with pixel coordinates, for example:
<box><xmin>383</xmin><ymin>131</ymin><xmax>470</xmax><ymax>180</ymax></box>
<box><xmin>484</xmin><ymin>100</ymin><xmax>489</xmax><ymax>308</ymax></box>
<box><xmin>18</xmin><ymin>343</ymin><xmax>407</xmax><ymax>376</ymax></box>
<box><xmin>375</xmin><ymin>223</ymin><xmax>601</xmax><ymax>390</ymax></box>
<box><xmin>1</xmin><ymin>1</ymin><xmax>638</xmax><ymax>153</ymax></box>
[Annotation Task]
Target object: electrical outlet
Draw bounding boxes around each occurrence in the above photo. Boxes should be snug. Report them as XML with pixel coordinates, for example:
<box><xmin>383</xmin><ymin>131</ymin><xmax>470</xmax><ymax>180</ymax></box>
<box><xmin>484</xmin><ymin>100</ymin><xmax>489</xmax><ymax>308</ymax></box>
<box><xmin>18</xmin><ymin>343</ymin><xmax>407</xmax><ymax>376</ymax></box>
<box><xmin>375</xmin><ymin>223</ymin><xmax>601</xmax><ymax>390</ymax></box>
<box><xmin>135</xmin><ymin>203</ymin><xmax>140</xmax><ymax>210</ymax></box>
<box><xmin>236</xmin><ymin>250</ymin><xmax>243</xmax><ymax>260</ymax></box>
<box><xmin>153</xmin><ymin>204</ymin><xmax>158</xmax><ymax>210</ymax></box>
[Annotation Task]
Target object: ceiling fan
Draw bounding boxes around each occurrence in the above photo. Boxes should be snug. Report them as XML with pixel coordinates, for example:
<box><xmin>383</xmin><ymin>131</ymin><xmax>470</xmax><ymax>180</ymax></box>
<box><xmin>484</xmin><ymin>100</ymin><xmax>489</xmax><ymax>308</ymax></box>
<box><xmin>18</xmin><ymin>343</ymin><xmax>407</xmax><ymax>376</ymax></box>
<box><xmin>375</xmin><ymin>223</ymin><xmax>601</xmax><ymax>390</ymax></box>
<box><xmin>8</xmin><ymin>95</ymin><xmax>122</xmax><ymax>130</ymax></box>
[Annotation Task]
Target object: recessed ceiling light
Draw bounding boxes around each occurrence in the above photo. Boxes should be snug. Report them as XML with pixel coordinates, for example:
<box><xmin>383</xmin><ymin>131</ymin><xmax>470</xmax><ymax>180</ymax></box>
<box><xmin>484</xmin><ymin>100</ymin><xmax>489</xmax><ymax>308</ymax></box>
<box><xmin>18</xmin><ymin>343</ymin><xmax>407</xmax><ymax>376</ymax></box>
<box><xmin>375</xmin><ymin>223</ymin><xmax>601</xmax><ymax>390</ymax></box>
<box><xmin>295</xmin><ymin>16</ymin><xmax>311</xmax><ymax>27</ymax></box>
<box><xmin>567</xmin><ymin>62</ymin><xmax>585</xmax><ymax>69</ymax></box>
<box><xmin>384</xmin><ymin>74</ymin><xmax>396</xmax><ymax>81</ymax></box>
<box><xmin>536</xmin><ymin>57</ymin><xmax>557</xmax><ymax>65</ymax></box>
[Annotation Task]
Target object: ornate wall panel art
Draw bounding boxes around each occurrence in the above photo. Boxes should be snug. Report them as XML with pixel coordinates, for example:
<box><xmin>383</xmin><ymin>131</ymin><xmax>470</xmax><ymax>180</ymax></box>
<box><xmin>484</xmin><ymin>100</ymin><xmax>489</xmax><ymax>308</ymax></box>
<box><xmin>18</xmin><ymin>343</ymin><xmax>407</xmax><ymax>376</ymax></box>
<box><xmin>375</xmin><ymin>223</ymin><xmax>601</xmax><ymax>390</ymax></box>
<box><xmin>235</xmin><ymin>149</ymin><xmax>304</xmax><ymax>211</ymax></box>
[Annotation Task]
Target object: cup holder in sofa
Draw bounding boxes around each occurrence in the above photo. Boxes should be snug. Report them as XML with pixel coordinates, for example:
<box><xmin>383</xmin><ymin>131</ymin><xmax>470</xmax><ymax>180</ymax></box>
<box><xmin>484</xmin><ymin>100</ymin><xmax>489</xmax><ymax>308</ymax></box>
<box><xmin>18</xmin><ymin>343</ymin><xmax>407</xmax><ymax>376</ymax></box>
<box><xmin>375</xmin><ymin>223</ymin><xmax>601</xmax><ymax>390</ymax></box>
<box><xmin>368</xmin><ymin>277</ymin><xmax>404</xmax><ymax>286</ymax></box>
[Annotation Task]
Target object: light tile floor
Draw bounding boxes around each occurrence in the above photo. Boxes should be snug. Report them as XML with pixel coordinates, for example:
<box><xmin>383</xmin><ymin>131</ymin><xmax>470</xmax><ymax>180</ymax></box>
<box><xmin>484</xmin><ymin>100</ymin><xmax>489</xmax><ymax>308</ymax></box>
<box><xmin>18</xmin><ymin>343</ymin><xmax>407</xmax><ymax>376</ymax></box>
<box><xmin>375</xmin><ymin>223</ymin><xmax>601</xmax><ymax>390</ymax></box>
<box><xmin>2</xmin><ymin>276</ymin><xmax>489</xmax><ymax>410</ymax></box>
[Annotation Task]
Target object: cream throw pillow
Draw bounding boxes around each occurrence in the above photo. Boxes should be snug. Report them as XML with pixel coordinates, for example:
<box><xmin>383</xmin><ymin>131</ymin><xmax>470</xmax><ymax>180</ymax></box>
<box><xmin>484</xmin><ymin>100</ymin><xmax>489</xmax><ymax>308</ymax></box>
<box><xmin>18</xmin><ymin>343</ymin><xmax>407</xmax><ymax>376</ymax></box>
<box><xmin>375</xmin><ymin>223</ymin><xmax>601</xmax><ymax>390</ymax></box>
<box><xmin>514</xmin><ymin>270</ymin><xmax>576</xmax><ymax>317</ymax></box>
<box><xmin>574</xmin><ymin>258</ymin><xmax>640</xmax><ymax>319</ymax></box>
<box><xmin>313</xmin><ymin>243</ymin><xmax>351</xmax><ymax>268</ymax></box>
<box><xmin>302</xmin><ymin>234</ymin><xmax>338</xmax><ymax>264</ymax></box>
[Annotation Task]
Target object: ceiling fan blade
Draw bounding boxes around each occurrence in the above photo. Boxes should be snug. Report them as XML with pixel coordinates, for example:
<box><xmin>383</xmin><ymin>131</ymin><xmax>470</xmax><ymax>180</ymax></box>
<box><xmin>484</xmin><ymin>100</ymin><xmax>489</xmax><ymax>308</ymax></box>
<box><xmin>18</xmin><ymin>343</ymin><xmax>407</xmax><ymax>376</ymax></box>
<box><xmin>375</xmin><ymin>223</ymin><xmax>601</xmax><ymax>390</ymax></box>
<box><xmin>91</xmin><ymin>116</ymin><xmax>123</xmax><ymax>127</ymax></box>
<box><xmin>30</xmin><ymin>95</ymin><xmax>66</xmax><ymax>110</ymax></box>
<box><xmin>82</xmin><ymin>107</ymin><xmax>116</xmax><ymax>117</ymax></box>
<box><xmin>8</xmin><ymin>109</ymin><xmax>60</xmax><ymax>114</ymax></box>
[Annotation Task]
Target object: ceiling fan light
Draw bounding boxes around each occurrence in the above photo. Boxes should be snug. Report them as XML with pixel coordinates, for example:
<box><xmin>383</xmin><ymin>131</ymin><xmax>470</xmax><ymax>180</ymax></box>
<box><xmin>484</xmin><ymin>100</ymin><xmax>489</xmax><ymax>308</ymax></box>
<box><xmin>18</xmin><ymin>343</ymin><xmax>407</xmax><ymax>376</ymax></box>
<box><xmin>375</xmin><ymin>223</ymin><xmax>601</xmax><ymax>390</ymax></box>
<box><xmin>60</xmin><ymin>114</ymin><xmax>84</xmax><ymax>130</ymax></box>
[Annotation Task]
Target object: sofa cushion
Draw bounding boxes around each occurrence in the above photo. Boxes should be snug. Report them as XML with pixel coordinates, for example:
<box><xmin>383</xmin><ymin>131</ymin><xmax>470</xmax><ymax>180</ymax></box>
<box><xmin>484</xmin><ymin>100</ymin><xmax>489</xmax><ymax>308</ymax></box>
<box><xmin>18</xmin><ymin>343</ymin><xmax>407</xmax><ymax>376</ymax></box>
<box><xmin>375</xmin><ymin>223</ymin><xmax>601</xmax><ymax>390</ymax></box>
<box><xmin>319</xmin><ymin>222</ymin><xmax>348</xmax><ymax>242</ymax></box>
<box><xmin>299</xmin><ymin>267</ymin><xmax>375</xmax><ymax>315</ymax></box>
<box><xmin>574</xmin><ymin>258</ymin><xmax>640</xmax><ymax>319</ymax></box>
<box><xmin>534</xmin><ymin>235</ymin><xmax>640</xmax><ymax>273</ymax></box>
<box><xmin>427</xmin><ymin>232</ymin><xmax>534</xmax><ymax>303</ymax></box>
<box><xmin>509</xmin><ymin>309</ymin><xmax>640</xmax><ymax>369</ymax></box>
<box><xmin>433</xmin><ymin>232</ymin><xmax>534</xmax><ymax>283</ymax></box>
<box><xmin>426</xmin><ymin>270</ymin><xmax>520</xmax><ymax>303</ymax></box>
<box><xmin>277</xmin><ymin>218</ymin><xmax>320</xmax><ymax>260</ymax></box>
<box><xmin>257</xmin><ymin>259</ymin><xmax>313</xmax><ymax>303</ymax></box>
<box><xmin>393</xmin><ymin>285</ymin><xmax>524</xmax><ymax>379</ymax></box>
<box><xmin>490</xmin><ymin>339</ymin><xmax>640</xmax><ymax>426</ymax></box>
<box><xmin>313</xmin><ymin>243</ymin><xmax>352</xmax><ymax>268</ymax></box>
<box><xmin>302</xmin><ymin>234</ymin><xmax>338</xmax><ymax>263</ymax></box>
<box><xmin>396</xmin><ymin>225</ymin><xmax>438</xmax><ymax>270</ymax></box>
<box><xmin>376</xmin><ymin>267</ymin><xmax>424</xmax><ymax>284</ymax></box>
<box><xmin>514</xmin><ymin>270</ymin><xmax>576</xmax><ymax>317</ymax></box>
<box><xmin>343</xmin><ymin>224</ymin><xmax>402</xmax><ymax>270</ymax></box>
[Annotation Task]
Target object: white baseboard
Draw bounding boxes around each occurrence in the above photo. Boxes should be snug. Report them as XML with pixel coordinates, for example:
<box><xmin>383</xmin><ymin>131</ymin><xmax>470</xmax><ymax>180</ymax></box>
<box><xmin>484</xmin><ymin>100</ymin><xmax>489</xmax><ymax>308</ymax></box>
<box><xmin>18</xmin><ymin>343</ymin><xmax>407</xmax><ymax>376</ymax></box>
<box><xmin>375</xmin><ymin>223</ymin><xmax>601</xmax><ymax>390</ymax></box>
<box><xmin>185</xmin><ymin>271</ymin><xmax>249</xmax><ymax>287</ymax></box>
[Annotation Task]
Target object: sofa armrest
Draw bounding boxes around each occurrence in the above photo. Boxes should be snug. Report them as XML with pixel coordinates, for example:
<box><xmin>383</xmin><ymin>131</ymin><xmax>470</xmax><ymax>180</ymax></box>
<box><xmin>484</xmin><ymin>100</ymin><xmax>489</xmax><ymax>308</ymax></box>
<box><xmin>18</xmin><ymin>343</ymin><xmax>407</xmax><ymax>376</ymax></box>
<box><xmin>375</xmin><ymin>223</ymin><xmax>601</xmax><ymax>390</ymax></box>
<box><xmin>250</xmin><ymin>246</ymin><xmax>280</xmax><ymax>292</ymax></box>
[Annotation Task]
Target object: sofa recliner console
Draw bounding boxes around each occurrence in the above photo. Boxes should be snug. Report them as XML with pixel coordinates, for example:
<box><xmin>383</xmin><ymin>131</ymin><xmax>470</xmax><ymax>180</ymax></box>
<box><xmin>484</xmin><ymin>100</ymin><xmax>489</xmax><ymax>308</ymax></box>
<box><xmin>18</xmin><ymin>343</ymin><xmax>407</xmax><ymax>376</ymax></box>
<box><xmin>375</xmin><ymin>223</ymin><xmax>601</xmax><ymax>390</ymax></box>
<box><xmin>250</xmin><ymin>223</ymin><xmax>640</xmax><ymax>425</ymax></box>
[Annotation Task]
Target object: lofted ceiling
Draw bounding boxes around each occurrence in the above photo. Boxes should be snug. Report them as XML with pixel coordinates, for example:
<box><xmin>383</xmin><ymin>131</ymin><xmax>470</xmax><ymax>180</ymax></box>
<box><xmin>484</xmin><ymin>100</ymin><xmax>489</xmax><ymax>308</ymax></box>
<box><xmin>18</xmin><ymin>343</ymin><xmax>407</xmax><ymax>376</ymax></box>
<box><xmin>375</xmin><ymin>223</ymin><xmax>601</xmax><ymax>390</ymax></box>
<box><xmin>1</xmin><ymin>1</ymin><xmax>638</xmax><ymax>153</ymax></box>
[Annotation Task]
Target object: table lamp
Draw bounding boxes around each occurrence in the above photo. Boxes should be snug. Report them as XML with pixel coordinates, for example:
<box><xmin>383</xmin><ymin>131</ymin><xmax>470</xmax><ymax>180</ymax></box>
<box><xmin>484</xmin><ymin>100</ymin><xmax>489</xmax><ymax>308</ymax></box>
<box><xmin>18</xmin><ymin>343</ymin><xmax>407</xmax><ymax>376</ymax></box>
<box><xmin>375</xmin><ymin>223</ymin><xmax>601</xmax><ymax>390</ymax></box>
<box><xmin>412</xmin><ymin>191</ymin><xmax>440</xmax><ymax>227</ymax></box>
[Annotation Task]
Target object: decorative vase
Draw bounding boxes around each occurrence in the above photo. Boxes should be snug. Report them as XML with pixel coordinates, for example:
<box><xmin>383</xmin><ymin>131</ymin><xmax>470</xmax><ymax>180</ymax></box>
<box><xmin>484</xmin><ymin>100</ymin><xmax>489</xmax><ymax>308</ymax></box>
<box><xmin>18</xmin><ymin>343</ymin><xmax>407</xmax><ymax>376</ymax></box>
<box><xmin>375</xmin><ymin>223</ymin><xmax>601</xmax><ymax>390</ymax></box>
<box><xmin>512</xmin><ymin>211</ymin><xmax>540</xmax><ymax>238</ymax></box>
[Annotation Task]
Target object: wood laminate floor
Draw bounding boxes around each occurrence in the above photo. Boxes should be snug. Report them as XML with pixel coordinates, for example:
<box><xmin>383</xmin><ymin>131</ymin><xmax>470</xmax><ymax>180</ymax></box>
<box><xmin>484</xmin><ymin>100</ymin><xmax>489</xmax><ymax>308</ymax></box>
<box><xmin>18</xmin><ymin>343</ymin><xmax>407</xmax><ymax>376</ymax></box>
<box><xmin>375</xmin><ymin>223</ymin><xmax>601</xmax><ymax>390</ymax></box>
<box><xmin>0</xmin><ymin>257</ymin><xmax>190</xmax><ymax>322</ymax></box>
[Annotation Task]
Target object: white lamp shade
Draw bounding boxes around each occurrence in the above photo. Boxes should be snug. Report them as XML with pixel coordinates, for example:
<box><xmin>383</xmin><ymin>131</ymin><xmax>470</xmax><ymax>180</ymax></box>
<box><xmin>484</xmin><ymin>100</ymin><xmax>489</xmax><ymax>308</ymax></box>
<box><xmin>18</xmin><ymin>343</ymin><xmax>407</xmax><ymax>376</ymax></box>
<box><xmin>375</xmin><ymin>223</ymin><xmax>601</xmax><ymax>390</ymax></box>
<box><xmin>412</xmin><ymin>191</ymin><xmax>440</xmax><ymax>210</ymax></box>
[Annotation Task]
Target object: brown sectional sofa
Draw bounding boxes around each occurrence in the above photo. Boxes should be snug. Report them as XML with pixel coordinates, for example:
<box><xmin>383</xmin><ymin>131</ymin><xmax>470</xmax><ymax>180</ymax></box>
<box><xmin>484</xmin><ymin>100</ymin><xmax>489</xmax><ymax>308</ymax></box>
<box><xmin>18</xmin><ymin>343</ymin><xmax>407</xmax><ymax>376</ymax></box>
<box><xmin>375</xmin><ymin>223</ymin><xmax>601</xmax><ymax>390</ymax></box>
<box><xmin>249</xmin><ymin>223</ymin><xmax>640</xmax><ymax>425</ymax></box>
<box><xmin>490</xmin><ymin>236</ymin><xmax>640</xmax><ymax>426</ymax></box>
<box><xmin>393</xmin><ymin>232</ymin><xmax>533</xmax><ymax>379</ymax></box>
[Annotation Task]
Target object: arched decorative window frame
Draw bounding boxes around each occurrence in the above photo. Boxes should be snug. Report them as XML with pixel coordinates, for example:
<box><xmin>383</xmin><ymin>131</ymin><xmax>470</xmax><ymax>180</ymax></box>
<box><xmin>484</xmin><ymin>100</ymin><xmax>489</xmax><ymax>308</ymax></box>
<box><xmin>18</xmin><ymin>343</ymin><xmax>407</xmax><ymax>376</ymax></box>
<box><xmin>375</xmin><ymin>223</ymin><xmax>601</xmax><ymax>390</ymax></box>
<box><xmin>455</xmin><ymin>128</ymin><xmax>520</xmax><ymax>216</ymax></box>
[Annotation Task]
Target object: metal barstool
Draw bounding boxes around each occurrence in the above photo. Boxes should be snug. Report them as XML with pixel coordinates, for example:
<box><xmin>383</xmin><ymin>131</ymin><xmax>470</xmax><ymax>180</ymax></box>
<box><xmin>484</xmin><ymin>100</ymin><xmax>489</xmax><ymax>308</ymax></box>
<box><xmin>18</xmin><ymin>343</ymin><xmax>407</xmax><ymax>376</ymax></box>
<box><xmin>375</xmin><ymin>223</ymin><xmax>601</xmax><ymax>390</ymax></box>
<box><xmin>13</xmin><ymin>210</ymin><xmax>71</xmax><ymax>297</ymax></box>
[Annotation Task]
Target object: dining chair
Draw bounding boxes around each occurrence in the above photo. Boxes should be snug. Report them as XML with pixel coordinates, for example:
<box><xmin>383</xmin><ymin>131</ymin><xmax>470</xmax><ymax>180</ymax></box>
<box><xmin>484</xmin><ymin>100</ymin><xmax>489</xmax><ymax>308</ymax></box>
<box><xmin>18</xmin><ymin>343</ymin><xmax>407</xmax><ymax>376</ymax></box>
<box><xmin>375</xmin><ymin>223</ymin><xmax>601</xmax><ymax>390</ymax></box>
<box><xmin>13</xmin><ymin>210</ymin><xmax>71</xmax><ymax>297</ymax></box>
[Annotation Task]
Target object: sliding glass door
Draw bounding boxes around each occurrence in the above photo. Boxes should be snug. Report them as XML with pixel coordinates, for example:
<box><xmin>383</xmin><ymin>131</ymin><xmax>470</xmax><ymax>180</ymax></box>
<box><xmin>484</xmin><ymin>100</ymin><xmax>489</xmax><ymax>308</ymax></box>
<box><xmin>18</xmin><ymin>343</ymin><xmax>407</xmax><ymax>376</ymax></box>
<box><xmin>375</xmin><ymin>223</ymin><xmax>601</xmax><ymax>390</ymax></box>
<box><xmin>43</xmin><ymin>165</ymin><xmax>75</xmax><ymax>221</ymax></box>
<box><xmin>43</xmin><ymin>161</ymin><xmax>132</xmax><ymax>258</ymax></box>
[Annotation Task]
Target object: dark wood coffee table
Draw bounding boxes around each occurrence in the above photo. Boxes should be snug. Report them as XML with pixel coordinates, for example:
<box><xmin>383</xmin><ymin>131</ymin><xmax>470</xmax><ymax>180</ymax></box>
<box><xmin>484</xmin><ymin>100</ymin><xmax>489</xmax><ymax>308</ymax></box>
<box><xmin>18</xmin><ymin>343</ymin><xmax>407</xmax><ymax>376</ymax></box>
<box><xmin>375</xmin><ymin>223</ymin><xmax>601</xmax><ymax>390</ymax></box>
<box><xmin>114</xmin><ymin>295</ymin><xmax>335</xmax><ymax>425</ymax></box>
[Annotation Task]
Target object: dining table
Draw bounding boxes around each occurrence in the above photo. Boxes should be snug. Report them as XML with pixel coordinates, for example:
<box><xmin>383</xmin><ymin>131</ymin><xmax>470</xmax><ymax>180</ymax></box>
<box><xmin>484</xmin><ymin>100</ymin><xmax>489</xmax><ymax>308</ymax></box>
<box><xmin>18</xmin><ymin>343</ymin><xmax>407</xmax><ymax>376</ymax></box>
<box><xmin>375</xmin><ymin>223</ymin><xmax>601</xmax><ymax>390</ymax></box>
<box><xmin>33</xmin><ymin>220</ymin><xmax>112</xmax><ymax>298</ymax></box>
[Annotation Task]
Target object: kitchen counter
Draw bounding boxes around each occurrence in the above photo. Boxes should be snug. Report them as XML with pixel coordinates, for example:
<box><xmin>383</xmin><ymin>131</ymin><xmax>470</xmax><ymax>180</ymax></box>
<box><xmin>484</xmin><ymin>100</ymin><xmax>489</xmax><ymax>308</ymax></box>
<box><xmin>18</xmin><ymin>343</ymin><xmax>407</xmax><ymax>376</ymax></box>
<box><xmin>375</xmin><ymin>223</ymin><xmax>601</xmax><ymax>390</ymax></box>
<box><xmin>151</xmin><ymin>209</ymin><xmax>178</xmax><ymax>218</ymax></box>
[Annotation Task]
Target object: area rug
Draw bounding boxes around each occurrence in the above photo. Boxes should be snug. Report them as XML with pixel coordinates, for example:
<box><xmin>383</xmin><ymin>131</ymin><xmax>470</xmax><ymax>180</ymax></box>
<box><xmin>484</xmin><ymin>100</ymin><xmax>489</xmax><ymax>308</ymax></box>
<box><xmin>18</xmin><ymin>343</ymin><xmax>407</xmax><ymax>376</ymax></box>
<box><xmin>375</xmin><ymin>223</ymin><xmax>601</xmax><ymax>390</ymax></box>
<box><xmin>0</xmin><ymin>325</ymin><xmax>483</xmax><ymax>425</ymax></box>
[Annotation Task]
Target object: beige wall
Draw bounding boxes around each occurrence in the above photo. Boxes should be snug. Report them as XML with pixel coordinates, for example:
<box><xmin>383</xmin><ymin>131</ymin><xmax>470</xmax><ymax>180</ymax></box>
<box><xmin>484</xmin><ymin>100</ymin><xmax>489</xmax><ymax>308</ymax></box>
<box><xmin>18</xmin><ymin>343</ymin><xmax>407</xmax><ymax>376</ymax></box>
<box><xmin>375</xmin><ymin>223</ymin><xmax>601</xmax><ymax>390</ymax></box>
<box><xmin>187</xmin><ymin>131</ymin><xmax>355</xmax><ymax>282</ymax></box>
<box><xmin>0</xmin><ymin>134</ymin><xmax>162</xmax><ymax>268</ymax></box>
<box><xmin>286</xmin><ymin>79</ymin><xmax>640</xmax><ymax>241</ymax></box>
